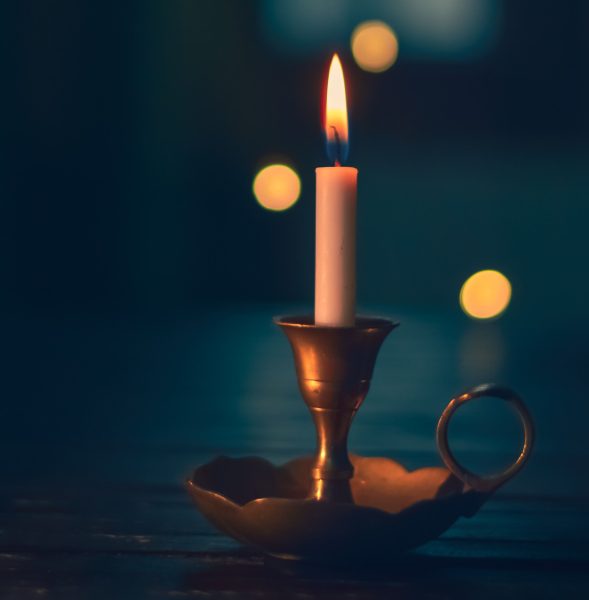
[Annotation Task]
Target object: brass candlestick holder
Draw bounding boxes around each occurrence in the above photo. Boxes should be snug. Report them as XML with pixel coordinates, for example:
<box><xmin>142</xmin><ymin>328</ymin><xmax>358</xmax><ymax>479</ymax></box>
<box><xmin>187</xmin><ymin>315</ymin><xmax>535</xmax><ymax>563</ymax></box>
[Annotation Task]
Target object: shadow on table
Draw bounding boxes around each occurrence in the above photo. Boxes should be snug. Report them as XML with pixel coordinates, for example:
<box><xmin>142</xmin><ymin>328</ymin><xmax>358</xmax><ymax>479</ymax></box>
<box><xmin>179</xmin><ymin>550</ymin><xmax>576</xmax><ymax>599</ymax></box>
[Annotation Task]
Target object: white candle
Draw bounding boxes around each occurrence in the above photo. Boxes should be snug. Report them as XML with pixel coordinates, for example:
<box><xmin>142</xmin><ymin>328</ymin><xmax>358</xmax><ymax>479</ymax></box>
<box><xmin>314</xmin><ymin>54</ymin><xmax>357</xmax><ymax>327</ymax></box>
<box><xmin>315</xmin><ymin>167</ymin><xmax>357</xmax><ymax>326</ymax></box>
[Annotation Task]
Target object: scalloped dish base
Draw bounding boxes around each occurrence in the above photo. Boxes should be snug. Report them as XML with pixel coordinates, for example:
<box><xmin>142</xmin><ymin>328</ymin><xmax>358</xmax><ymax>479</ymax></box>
<box><xmin>186</xmin><ymin>454</ymin><xmax>491</xmax><ymax>562</ymax></box>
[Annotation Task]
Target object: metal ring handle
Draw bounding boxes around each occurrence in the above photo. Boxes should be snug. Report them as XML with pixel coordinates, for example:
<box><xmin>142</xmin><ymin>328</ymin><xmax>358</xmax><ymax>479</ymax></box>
<box><xmin>436</xmin><ymin>383</ymin><xmax>535</xmax><ymax>493</ymax></box>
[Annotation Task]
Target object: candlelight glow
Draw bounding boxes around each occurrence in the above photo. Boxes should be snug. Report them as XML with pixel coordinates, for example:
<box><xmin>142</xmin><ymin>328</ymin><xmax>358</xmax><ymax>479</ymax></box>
<box><xmin>324</xmin><ymin>54</ymin><xmax>349</xmax><ymax>165</ymax></box>
<box><xmin>460</xmin><ymin>270</ymin><xmax>512</xmax><ymax>320</ymax></box>
<box><xmin>351</xmin><ymin>21</ymin><xmax>399</xmax><ymax>73</ymax></box>
<box><xmin>253</xmin><ymin>164</ymin><xmax>301</xmax><ymax>211</ymax></box>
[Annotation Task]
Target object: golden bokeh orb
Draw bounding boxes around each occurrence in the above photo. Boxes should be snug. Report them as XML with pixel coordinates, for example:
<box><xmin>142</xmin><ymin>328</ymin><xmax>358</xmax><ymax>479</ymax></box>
<box><xmin>460</xmin><ymin>270</ymin><xmax>512</xmax><ymax>320</ymax></box>
<box><xmin>351</xmin><ymin>21</ymin><xmax>399</xmax><ymax>73</ymax></box>
<box><xmin>253</xmin><ymin>164</ymin><xmax>301</xmax><ymax>212</ymax></box>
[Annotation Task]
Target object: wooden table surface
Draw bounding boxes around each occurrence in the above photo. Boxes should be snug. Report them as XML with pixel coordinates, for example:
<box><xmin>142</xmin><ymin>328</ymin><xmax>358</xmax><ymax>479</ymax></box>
<box><xmin>1</xmin><ymin>308</ymin><xmax>588</xmax><ymax>598</ymax></box>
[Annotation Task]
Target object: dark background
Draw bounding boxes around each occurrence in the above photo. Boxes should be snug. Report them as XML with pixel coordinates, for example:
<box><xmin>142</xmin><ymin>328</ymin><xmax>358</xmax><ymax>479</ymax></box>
<box><xmin>1</xmin><ymin>1</ymin><xmax>588</xmax><ymax>485</ymax></box>
<box><xmin>2</xmin><ymin>0</ymin><xmax>589</xmax><ymax>313</ymax></box>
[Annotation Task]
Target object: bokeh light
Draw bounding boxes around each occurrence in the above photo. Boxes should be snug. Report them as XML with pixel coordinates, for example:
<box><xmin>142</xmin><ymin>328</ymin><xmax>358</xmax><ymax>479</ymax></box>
<box><xmin>253</xmin><ymin>164</ymin><xmax>301</xmax><ymax>211</ymax></box>
<box><xmin>460</xmin><ymin>270</ymin><xmax>512</xmax><ymax>320</ymax></box>
<box><xmin>351</xmin><ymin>21</ymin><xmax>399</xmax><ymax>73</ymax></box>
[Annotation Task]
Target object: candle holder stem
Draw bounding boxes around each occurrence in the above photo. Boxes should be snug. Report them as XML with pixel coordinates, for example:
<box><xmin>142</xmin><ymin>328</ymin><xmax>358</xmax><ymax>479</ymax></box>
<box><xmin>275</xmin><ymin>316</ymin><xmax>397</xmax><ymax>503</ymax></box>
<box><xmin>309</xmin><ymin>407</ymin><xmax>355</xmax><ymax>501</ymax></box>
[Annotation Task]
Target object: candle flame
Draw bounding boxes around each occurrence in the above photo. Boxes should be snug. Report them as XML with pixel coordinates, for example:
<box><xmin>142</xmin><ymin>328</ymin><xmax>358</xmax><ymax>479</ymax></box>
<box><xmin>324</xmin><ymin>54</ymin><xmax>349</xmax><ymax>165</ymax></box>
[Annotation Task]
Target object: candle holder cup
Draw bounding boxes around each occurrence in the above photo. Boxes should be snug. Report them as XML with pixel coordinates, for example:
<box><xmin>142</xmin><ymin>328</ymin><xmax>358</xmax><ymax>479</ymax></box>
<box><xmin>187</xmin><ymin>315</ymin><xmax>535</xmax><ymax>563</ymax></box>
<box><xmin>276</xmin><ymin>315</ymin><xmax>397</xmax><ymax>502</ymax></box>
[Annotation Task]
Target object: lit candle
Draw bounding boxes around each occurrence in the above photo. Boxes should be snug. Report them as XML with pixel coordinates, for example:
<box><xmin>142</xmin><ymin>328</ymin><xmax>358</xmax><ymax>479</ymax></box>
<box><xmin>315</xmin><ymin>54</ymin><xmax>358</xmax><ymax>327</ymax></box>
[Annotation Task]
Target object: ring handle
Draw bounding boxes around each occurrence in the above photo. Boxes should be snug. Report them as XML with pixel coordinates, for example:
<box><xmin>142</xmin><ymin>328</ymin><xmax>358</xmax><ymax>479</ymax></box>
<box><xmin>436</xmin><ymin>383</ymin><xmax>535</xmax><ymax>493</ymax></box>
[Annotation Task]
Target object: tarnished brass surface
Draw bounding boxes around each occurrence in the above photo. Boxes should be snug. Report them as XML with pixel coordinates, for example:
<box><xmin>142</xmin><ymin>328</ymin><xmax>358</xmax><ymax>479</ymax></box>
<box><xmin>275</xmin><ymin>316</ymin><xmax>397</xmax><ymax>501</ymax></box>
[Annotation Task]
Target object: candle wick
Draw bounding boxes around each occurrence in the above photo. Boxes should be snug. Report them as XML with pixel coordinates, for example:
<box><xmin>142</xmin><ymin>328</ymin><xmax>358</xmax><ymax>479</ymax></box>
<box><xmin>330</xmin><ymin>125</ymin><xmax>342</xmax><ymax>166</ymax></box>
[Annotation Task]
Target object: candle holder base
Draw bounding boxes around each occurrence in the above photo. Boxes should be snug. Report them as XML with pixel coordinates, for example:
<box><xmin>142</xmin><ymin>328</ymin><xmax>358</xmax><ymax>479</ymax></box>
<box><xmin>186</xmin><ymin>452</ymin><xmax>494</xmax><ymax>563</ymax></box>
